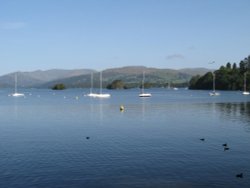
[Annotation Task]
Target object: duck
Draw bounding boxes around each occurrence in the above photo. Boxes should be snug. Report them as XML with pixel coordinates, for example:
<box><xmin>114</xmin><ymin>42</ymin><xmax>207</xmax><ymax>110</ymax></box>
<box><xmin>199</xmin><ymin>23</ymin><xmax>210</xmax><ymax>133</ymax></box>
<box><xmin>222</xmin><ymin>143</ymin><xmax>227</xmax><ymax>147</ymax></box>
<box><xmin>236</xmin><ymin>173</ymin><xmax>243</xmax><ymax>178</ymax></box>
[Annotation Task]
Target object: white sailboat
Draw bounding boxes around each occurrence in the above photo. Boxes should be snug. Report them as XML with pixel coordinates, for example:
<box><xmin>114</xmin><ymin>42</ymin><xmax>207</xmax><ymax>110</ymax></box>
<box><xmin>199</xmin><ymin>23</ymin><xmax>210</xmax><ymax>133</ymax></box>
<box><xmin>139</xmin><ymin>71</ymin><xmax>151</xmax><ymax>97</ymax></box>
<box><xmin>11</xmin><ymin>73</ymin><xmax>25</xmax><ymax>97</ymax></box>
<box><xmin>242</xmin><ymin>72</ymin><xmax>250</xmax><ymax>95</ymax></box>
<box><xmin>85</xmin><ymin>72</ymin><xmax>98</xmax><ymax>97</ymax></box>
<box><xmin>93</xmin><ymin>71</ymin><xmax>111</xmax><ymax>98</ymax></box>
<box><xmin>209</xmin><ymin>72</ymin><xmax>220</xmax><ymax>96</ymax></box>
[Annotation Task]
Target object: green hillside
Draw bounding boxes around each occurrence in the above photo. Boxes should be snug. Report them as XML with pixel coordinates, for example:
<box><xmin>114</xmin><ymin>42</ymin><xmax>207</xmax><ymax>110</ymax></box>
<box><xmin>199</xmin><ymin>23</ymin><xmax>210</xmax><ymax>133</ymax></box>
<box><xmin>189</xmin><ymin>55</ymin><xmax>250</xmax><ymax>90</ymax></box>
<box><xmin>40</xmin><ymin>66</ymin><xmax>211</xmax><ymax>89</ymax></box>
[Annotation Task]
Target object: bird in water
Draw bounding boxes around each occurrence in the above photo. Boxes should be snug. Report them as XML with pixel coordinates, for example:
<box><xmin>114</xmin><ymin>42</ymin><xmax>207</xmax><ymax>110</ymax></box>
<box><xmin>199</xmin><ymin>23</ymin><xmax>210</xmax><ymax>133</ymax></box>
<box><xmin>222</xmin><ymin>143</ymin><xmax>227</xmax><ymax>147</ymax></box>
<box><xmin>236</xmin><ymin>173</ymin><xmax>243</xmax><ymax>178</ymax></box>
<box><xmin>200</xmin><ymin>138</ymin><xmax>205</xmax><ymax>141</ymax></box>
<box><xmin>224</xmin><ymin>147</ymin><xmax>230</xmax><ymax>151</ymax></box>
<box><xmin>86</xmin><ymin>137</ymin><xmax>90</xmax><ymax>140</ymax></box>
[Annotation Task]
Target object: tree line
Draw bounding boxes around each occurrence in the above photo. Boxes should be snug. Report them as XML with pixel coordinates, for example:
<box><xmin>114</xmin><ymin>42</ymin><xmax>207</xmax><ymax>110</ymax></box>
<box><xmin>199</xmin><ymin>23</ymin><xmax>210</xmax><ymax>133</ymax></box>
<box><xmin>189</xmin><ymin>55</ymin><xmax>250</xmax><ymax>90</ymax></box>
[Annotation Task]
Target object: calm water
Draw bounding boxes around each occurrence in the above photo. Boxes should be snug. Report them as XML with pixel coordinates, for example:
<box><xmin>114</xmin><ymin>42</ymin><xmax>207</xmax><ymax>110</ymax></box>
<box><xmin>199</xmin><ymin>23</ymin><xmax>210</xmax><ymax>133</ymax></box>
<box><xmin>0</xmin><ymin>88</ymin><xmax>250</xmax><ymax>188</ymax></box>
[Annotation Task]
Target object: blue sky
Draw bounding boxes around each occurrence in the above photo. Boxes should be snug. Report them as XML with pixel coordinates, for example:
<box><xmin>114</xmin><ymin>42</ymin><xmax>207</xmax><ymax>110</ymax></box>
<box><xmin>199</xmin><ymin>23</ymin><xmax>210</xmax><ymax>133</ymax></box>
<box><xmin>0</xmin><ymin>0</ymin><xmax>250</xmax><ymax>75</ymax></box>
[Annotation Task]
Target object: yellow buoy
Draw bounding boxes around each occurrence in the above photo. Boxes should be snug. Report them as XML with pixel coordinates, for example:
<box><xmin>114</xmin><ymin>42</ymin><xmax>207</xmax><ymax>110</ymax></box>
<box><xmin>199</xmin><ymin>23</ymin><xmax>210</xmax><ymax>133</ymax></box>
<box><xmin>120</xmin><ymin>105</ymin><xmax>124</xmax><ymax>111</ymax></box>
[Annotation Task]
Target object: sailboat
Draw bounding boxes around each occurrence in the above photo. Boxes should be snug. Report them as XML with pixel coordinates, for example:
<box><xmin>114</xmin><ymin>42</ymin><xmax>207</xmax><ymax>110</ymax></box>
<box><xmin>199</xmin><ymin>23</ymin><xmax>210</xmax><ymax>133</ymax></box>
<box><xmin>92</xmin><ymin>71</ymin><xmax>111</xmax><ymax>98</ymax></box>
<box><xmin>139</xmin><ymin>71</ymin><xmax>151</xmax><ymax>97</ymax></box>
<box><xmin>242</xmin><ymin>72</ymin><xmax>250</xmax><ymax>95</ymax></box>
<box><xmin>11</xmin><ymin>73</ymin><xmax>25</xmax><ymax>97</ymax></box>
<box><xmin>209</xmin><ymin>72</ymin><xmax>220</xmax><ymax>96</ymax></box>
<box><xmin>85</xmin><ymin>72</ymin><xmax>98</xmax><ymax>97</ymax></box>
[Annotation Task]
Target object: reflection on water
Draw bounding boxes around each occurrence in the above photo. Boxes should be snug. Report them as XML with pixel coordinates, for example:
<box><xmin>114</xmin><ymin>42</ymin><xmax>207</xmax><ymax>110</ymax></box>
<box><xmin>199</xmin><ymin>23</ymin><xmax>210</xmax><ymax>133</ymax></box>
<box><xmin>216</xmin><ymin>102</ymin><xmax>250</xmax><ymax>131</ymax></box>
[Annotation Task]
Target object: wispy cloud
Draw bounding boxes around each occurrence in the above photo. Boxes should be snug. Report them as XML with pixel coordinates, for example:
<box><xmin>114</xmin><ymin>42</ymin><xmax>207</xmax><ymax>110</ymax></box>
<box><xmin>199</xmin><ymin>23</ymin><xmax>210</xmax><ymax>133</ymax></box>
<box><xmin>0</xmin><ymin>22</ymin><xmax>27</xmax><ymax>30</ymax></box>
<box><xmin>166</xmin><ymin>54</ymin><xmax>185</xmax><ymax>60</ymax></box>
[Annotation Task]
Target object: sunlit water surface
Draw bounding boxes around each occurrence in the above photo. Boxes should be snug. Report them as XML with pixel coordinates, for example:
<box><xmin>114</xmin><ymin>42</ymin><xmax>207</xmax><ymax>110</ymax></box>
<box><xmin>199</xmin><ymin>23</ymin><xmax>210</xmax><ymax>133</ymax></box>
<box><xmin>0</xmin><ymin>88</ymin><xmax>250</xmax><ymax>188</ymax></box>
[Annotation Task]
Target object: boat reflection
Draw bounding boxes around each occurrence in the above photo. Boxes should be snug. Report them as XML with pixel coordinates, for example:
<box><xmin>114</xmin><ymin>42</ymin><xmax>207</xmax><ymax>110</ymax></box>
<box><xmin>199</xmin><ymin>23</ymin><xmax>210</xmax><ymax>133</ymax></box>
<box><xmin>215</xmin><ymin>102</ymin><xmax>250</xmax><ymax>131</ymax></box>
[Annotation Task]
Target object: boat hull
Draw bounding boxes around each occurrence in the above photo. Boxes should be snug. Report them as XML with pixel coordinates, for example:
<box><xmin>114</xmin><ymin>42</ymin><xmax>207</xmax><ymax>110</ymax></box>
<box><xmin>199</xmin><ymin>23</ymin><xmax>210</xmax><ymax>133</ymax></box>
<box><xmin>11</xmin><ymin>93</ymin><xmax>25</xmax><ymax>97</ymax></box>
<box><xmin>85</xmin><ymin>93</ymin><xmax>98</xmax><ymax>97</ymax></box>
<box><xmin>85</xmin><ymin>93</ymin><xmax>111</xmax><ymax>98</ymax></box>
<box><xmin>209</xmin><ymin>92</ymin><xmax>220</xmax><ymax>96</ymax></box>
<box><xmin>243</xmin><ymin>91</ymin><xmax>250</xmax><ymax>95</ymax></box>
<box><xmin>139</xmin><ymin>93</ymin><xmax>152</xmax><ymax>97</ymax></box>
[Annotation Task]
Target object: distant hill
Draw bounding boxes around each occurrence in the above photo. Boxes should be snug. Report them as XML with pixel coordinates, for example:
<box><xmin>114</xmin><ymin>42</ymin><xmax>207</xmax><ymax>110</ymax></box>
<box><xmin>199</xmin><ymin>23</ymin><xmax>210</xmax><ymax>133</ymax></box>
<box><xmin>0</xmin><ymin>66</ymin><xmax>211</xmax><ymax>89</ymax></box>
<box><xmin>178</xmin><ymin>68</ymin><xmax>214</xmax><ymax>76</ymax></box>
<box><xmin>0</xmin><ymin>69</ymin><xmax>95</xmax><ymax>88</ymax></box>
<box><xmin>21</xmin><ymin>69</ymin><xmax>96</xmax><ymax>82</ymax></box>
<box><xmin>38</xmin><ymin>66</ymin><xmax>211</xmax><ymax>89</ymax></box>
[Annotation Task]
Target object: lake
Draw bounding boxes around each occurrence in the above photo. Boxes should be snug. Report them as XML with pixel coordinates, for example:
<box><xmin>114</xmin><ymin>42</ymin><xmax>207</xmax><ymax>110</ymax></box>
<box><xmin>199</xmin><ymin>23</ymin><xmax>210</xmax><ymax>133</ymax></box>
<box><xmin>0</xmin><ymin>88</ymin><xmax>250</xmax><ymax>187</ymax></box>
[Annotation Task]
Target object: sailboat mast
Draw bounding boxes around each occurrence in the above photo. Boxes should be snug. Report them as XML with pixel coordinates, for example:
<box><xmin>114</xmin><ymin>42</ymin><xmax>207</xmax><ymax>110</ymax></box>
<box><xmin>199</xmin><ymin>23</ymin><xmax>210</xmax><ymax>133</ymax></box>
<box><xmin>100</xmin><ymin>71</ymin><xmax>102</xmax><ymax>94</ymax></box>
<box><xmin>244</xmin><ymin>72</ymin><xmax>247</xmax><ymax>92</ymax></box>
<box><xmin>15</xmin><ymin>73</ymin><xmax>17</xmax><ymax>93</ymax></box>
<box><xmin>90</xmin><ymin>72</ymin><xmax>93</xmax><ymax>94</ymax></box>
<box><xmin>142</xmin><ymin>71</ymin><xmax>145</xmax><ymax>93</ymax></box>
<box><xmin>213</xmin><ymin>72</ymin><xmax>215</xmax><ymax>92</ymax></box>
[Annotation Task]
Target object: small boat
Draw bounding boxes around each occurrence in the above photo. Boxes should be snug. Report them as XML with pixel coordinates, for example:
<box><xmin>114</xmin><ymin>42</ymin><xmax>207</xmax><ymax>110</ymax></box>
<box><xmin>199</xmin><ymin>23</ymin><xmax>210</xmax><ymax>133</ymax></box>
<box><xmin>85</xmin><ymin>72</ymin><xmax>98</xmax><ymax>97</ymax></box>
<box><xmin>209</xmin><ymin>91</ymin><xmax>220</xmax><ymax>96</ymax></box>
<box><xmin>11</xmin><ymin>93</ymin><xmax>25</xmax><ymax>97</ymax></box>
<box><xmin>10</xmin><ymin>73</ymin><xmax>25</xmax><ymax>97</ymax></box>
<box><xmin>94</xmin><ymin>93</ymin><xmax>111</xmax><ymax>98</ymax></box>
<box><xmin>242</xmin><ymin>72</ymin><xmax>249</xmax><ymax>95</ymax></box>
<box><xmin>242</xmin><ymin>91</ymin><xmax>250</xmax><ymax>95</ymax></box>
<box><xmin>139</xmin><ymin>71</ymin><xmax>151</xmax><ymax>97</ymax></box>
<box><xmin>139</xmin><ymin>93</ymin><xmax>152</xmax><ymax>97</ymax></box>
<box><xmin>209</xmin><ymin>72</ymin><xmax>220</xmax><ymax>96</ymax></box>
<box><xmin>93</xmin><ymin>71</ymin><xmax>111</xmax><ymax>98</ymax></box>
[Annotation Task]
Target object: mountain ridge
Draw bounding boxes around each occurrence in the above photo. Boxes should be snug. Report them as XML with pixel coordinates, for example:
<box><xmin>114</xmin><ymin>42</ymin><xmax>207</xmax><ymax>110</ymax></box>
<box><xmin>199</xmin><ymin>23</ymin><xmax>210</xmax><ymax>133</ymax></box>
<box><xmin>0</xmin><ymin>69</ymin><xmax>96</xmax><ymax>88</ymax></box>
<box><xmin>0</xmin><ymin>66</ymin><xmax>211</xmax><ymax>88</ymax></box>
